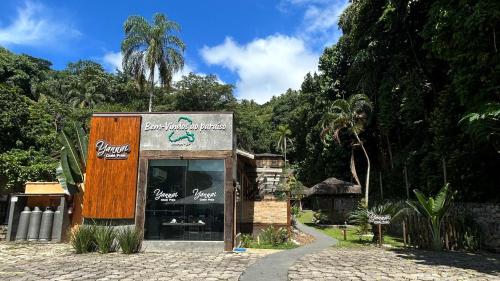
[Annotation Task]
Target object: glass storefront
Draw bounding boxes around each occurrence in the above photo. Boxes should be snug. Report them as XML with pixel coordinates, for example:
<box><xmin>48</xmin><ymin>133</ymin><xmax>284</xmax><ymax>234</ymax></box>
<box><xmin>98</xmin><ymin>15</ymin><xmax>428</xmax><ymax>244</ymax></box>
<box><xmin>144</xmin><ymin>159</ymin><xmax>225</xmax><ymax>241</ymax></box>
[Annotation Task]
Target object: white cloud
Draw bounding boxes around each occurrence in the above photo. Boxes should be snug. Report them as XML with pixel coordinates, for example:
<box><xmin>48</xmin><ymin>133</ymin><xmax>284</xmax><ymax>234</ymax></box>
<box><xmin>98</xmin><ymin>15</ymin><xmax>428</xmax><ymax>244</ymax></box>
<box><xmin>199</xmin><ymin>0</ymin><xmax>349</xmax><ymax>103</ymax></box>
<box><xmin>299</xmin><ymin>0</ymin><xmax>349</xmax><ymax>45</ymax></box>
<box><xmin>0</xmin><ymin>1</ymin><xmax>80</xmax><ymax>47</ymax></box>
<box><xmin>103</xmin><ymin>51</ymin><xmax>123</xmax><ymax>72</ymax></box>
<box><xmin>102</xmin><ymin>51</ymin><xmax>199</xmax><ymax>83</ymax></box>
<box><xmin>279</xmin><ymin>0</ymin><xmax>349</xmax><ymax>46</ymax></box>
<box><xmin>200</xmin><ymin>35</ymin><xmax>317</xmax><ymax>103</ymax></box>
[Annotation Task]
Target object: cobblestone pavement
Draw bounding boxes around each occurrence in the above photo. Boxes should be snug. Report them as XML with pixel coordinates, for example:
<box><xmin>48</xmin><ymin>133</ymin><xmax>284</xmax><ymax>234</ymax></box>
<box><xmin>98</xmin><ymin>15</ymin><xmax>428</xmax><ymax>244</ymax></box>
<box><xmin>0</xmin><ymin>243</ymin><xmax>265</xmax><ymax>281</ymax></box>
<box><xmin>289</xmin><ymin>247</ymin><xmax>500</xmax><ymax>281</ymax></box>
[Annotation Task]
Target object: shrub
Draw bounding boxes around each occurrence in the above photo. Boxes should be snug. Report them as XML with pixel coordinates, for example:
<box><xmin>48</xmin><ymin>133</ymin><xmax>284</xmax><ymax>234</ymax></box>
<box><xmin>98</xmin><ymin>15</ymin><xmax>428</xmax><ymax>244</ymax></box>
<box><xmin>291</xmin><ymin>205</ymin><xmax>301</xmax><ymax>217</ymax></box>
<box><xmin>94</xmin><ymin>225</ymin><xmax>117</xmax><ymax>254</ymax></box>
<box><xmin>406</xmin><ymin>184</ymin><xmax>456</xmax><ymax>251</ymax></box>
<box><xmin>259</xmin><ymin>226</ymin><xmax>288</xmax><ymax>246</ymax></box>
<box><xmin>117</xmin><ymin>227</ymin><xmax>142</xmax><ymax>254</ymax></box>
<box><xmin>312</xmin><ymin>210</ymin><xmax>329</xmax><ymax>224</ymax></box>
<box><xmin>70</xmin><ymin>224</ymin><xmax>96</xmax><ymax>254</ymax></box>
<box><xmin>240</xmin><ymin>234</ymin><xmax>253</xmax><ymax>248</ymax></box>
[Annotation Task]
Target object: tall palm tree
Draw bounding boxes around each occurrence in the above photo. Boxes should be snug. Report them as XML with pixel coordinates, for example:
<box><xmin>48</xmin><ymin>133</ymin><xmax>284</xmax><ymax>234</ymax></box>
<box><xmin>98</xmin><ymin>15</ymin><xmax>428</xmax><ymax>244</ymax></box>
<box><xmin>321</xmin><ymin>94</ymin><xmax>373</xmax><ymax>204</ymax></box>
<box><xmin>275</xmin><ymin>124</ymin><xmax>292</xmax><ymax>165</ymax></box>
<box><xmin>121</xmin><ymin>13</ymin><xmax>185</xmax><ymax>112</ymax></box>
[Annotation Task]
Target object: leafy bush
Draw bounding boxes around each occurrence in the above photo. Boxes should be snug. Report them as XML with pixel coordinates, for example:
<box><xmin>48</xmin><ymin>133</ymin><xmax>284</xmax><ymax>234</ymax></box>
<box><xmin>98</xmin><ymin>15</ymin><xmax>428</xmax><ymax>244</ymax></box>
<box><xmin>406</xmin><ymin>184</ymin><xmax>456</xmax><ymax>251</ymax></box>
<box><xmin>70</xmin><ymin>224</ymin><xmax>96</xmax><ymax>254</ymax></box>
<box><xmin>0</xmin><ymin>148</ymin><xmax>57</xmax><ymax>194</ymax></box>
<box><xmin>259</xmin><ymin>226</ymin><xmax>288</xmax><ymax>246</ymax></box>
<box><xmin>94</xmin><ymin>225</ymin><xmax>117</xmax><ymax>254</ymax></box>
<box><xmin>117</xmin><ymin>227</ymin><xmax>142</xmax><ymax>254</ymax></box>
<box><xmin>240</xmin><ymin>234</ymin><xmax>253</xmax><ymax>248</ymax></box>
<box><xmin>312</xmin><ymin>210</ymin><xmax>329</xmax><ymax>224</ymax></box>
<box><xmin>291</xmin><ymin>205</ymin><xmax>301</xmax><ymax>217</ymax></box>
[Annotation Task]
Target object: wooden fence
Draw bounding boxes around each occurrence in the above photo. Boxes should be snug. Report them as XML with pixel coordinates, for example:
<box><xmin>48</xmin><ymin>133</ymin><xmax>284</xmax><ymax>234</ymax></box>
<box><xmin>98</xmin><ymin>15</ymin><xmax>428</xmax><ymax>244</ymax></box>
<box><xmin>402</xmin><ymin>213</ymin><xmax>481</xmax><ymax>250</ymax></box>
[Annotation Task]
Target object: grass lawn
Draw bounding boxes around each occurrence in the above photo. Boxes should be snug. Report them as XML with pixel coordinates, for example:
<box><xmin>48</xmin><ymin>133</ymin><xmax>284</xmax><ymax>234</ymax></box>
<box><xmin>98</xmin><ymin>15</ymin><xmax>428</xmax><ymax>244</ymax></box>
<box><xmin>297</xmin><ymin>210</ymin><xmax>404</xmax><ymax>248</ymax></box>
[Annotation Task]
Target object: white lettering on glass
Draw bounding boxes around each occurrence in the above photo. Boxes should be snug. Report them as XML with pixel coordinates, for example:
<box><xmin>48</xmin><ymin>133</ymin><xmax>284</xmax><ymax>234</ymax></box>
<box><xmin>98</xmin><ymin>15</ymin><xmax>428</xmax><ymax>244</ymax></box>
<box><xmin>153</xmin><ymin>189</ymin><xmax>178</xmax><ymax>202</ymax></box>
<box><xmin>192</xmin><ymin>188</ymin><xmax>217</xmax><ymax>202</ymax></box>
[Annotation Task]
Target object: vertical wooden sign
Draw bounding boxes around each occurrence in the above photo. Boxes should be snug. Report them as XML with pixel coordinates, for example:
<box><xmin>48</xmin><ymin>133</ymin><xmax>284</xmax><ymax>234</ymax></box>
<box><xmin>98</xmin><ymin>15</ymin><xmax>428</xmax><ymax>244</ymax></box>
<box><xmin>83</xmin><ymin>116</ymin><xmax>141</xmax><ymax>219</ymax></box>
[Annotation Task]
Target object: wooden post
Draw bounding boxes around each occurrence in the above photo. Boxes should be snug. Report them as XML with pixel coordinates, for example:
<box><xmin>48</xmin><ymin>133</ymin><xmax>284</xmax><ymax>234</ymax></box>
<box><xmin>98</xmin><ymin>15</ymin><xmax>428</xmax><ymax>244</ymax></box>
<box><xmin>402</xmin><ymin>220</ymin><xmax>407</xmax><ymax>247</ymax></box>
<box><xmin>343</xmin><ymin>228</ymin><xmax>347</xmax><ymax>241</ymax></box>
<box><xmin>378</xmin><ymin>224</ymin><xmax>382</xmax><ymax>247</ymax></box>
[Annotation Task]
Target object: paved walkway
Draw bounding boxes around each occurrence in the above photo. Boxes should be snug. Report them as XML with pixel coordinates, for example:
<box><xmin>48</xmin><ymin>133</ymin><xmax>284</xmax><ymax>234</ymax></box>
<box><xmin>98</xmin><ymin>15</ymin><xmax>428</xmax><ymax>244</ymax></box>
<box><xmin>239</xmin><ymin>222</ymin><xmax>338</xmax><ymax>281</ymax></box>
<box><xmin>289</xmin><ymin>248</ymin><xmax>500</xmax><ymax>280</ymax></box>
<box><xmin>0</xmin><ymin>243</ymin><xmax>265</xmax><ymax>281</ymax></box>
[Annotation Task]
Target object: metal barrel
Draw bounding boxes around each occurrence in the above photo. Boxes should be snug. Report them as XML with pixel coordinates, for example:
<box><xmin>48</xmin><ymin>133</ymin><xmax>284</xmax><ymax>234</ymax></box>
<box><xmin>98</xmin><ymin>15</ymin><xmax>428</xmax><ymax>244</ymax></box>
<box><xmin>27</xmin><ymin>207</ymin><xmax>42</xmax><ymax>241</ymax></box>
<box><xmin>38</xmin><ymin>207</ymin><xmax>54</xmax><ymax>241</ymax></box>
<box><xmin>51</xmin><ymin>206</ymin><xmax>62</xmax><ymax>241</ymax></box>
<box><xmin>15</xmin><ymin>207</ymin><xmax>31</xmax><ymax>241</ymax></box>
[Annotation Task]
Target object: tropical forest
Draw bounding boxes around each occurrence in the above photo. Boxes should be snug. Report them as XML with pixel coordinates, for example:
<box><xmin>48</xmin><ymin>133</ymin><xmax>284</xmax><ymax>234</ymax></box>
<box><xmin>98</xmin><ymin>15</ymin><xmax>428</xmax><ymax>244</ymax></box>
<box><xmin>1</xmin><ymin>0</ymin><xmax>499</xmax><ymax>207</ymax></box>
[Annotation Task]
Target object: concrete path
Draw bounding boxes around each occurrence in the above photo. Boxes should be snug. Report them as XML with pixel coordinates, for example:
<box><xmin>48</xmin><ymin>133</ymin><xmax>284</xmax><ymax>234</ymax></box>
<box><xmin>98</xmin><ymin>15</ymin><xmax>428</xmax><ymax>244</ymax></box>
<box><xmin>239</xmin><ymin>222</ymin><xmax>337</xmax><ymax>281</ymax></box>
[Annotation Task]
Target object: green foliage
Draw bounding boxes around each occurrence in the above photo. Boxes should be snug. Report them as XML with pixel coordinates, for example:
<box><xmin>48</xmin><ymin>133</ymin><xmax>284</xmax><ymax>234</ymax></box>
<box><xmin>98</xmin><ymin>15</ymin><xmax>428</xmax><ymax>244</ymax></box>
<box><xmin>117</xmin><ymin>227</ymin><xmax>143</xmax><ymax>254</ymax></box>
<box><xmin>240</xmin><ymin>234</ymin><xmax>253</xmax><ymax>248</ymax></box>
<box><xmin>348</xmin><ymin>201</ymin><xmax>370</xmax><ymax>237</ymax></box>
<box><xmin>172</xmin><ymin>73</ymin><xmax>236</xmax><ymax>111</ymax></box>
<box><xmin>291</xmin><ymin>205</ymin><xmax>301</xmax><ymax>218</ymax></box>
<box><xmin>94</xmin><ymin>225</ymin><xmax>118</xmax><ymax>254</ymax></box>
<box><xmin>259</xmin><ymin>226</ymin><xmax>288</xmax><ymax>247</ymax></box>
<box><xmin>59</xmin><ymin>122</ymin><xmax>88</xmax><ymax>194</ymax></box>
<box><xmin>406</xmin><ymin>184</ymin><xmax>456</xmax><ymax>251</ymax></box>
<box><xmin>70</xmin><ymin>224</ymin><xmax>97</xmax><ymax>254</ymax></box>
<box><xmin>312</xmin><ymin>210</ymin><xmax>329</xmax><ymax>225</ymax></box>
<box><xmin>0</xmin><ymin>149</ymin><xmax>57</xmax><ymax>194</ymax></box>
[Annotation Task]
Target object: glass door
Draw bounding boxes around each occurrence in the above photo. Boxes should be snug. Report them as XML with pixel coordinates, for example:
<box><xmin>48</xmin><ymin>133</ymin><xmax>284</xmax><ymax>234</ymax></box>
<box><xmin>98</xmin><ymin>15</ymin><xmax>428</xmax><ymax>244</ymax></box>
<box><xmin>144</xmin><ymin>159</ymin><xmax>225</xmax><ymax>241</ymax></box>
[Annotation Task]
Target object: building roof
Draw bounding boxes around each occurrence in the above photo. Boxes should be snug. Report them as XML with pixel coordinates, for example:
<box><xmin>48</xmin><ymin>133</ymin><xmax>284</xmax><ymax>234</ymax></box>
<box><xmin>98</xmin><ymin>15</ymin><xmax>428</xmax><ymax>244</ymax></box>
<box><xmin>305</xmin><ymin>177</ymin><xmax>362</xmax><ymax>196</ymax></box>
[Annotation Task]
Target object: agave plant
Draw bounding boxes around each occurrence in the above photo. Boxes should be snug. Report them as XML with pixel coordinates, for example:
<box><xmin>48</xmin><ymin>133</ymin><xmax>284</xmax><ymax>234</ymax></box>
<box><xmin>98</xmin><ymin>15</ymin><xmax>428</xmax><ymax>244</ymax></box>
<box><xmin>59</xmin><ymin>122</ymin><xmax>88</xmax><ymax>194</ymax></box>
<box><xmin>406</xmin><ymin>183</ymin><xmax>456</xmax><ymax>251</ymax></box>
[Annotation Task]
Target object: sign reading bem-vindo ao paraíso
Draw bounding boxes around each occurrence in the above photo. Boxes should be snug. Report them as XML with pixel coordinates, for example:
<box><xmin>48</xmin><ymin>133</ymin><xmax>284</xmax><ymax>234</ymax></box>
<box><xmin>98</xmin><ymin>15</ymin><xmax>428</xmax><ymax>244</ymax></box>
<box><xmin>140</xmin><ymin>113</ymin><xmax>233</xmax><ymax>151</ymax></box>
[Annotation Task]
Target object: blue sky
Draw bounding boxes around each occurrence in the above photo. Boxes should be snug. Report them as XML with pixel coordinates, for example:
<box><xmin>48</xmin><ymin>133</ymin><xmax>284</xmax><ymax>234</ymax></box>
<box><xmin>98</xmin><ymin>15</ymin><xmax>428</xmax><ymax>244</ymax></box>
<box><xmin>0</xmin><ymin>0</ymin><xmax>349</xmax><ymax>103</ymax></box>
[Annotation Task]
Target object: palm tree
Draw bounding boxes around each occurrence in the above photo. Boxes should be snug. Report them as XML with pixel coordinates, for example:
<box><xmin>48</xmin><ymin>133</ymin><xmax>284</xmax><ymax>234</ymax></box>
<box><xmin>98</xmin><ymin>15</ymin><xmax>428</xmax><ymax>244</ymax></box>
<box><xmin>121</xmin><ymin>13</ymin><xmax>185</xmax><ymax>112</ymax></box>
<box><xmin>68</xmin><ymin>77</ymin><xmax>107</xmax><ymax>109</ymax></box>
<box><xmin>321</xmin><ymin>94</ymin><xmax>373</xmax><ymax>204</ymax></box>
<box><xmin>275</xmin><ymin>124</ymin><xmax>292</xmax><ymax>165</ymax></box>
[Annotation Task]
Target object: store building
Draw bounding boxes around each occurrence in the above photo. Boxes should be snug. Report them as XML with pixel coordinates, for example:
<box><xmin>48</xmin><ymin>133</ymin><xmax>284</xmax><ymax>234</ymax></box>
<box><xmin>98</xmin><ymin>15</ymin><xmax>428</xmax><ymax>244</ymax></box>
<box><xmin>82</xmin><ymin>112</ymin><xmax>236</xmax><ymax>251</ymax></box>
<box><xmin>4</xmin><ymin>111</ymin><xmax>291</xmax><ymax>250</ymax></box>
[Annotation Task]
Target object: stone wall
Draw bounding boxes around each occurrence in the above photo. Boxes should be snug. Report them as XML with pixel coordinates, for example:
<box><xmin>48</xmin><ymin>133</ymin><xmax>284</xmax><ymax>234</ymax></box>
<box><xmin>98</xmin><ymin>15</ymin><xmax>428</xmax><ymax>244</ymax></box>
<box><xmin>240</xmin><ymin>200</ymin><xmax>289</xmax><ymax>224</ymax></box>
<box><xmin>454</xmin><ymin>203</ymin><xmax>500</xmax><ymax>252</ymax></box>
<box><xmin>0</xmin><ymin>225</ymin><xmax>7</xmax><ymax>241</ymax></box>
<box><xmin>238</xmin><ymin>200</ymin><xmax>290</xmax><ymax>236</ymax></box>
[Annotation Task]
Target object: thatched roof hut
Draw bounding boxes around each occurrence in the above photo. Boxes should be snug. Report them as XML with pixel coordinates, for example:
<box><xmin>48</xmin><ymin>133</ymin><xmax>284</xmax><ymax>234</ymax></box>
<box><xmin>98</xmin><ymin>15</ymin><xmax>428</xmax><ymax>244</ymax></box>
<box><xmin>304</xmin><ymin>177</ymin><xmax>361</xmax><ymax>196</ymax></box>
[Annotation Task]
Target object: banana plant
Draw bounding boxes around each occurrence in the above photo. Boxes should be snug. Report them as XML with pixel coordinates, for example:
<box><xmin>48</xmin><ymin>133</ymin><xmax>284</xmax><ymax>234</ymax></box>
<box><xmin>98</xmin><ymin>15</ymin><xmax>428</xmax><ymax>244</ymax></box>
<box><xmin>406</xmin><ymin>183</ymin><xmax>456</xmax><ymax>251</ymax></box>
<box><xmin>58</xmin><ymin>122</ymin><xmax>88</xmax><ymax>194</ymax></box>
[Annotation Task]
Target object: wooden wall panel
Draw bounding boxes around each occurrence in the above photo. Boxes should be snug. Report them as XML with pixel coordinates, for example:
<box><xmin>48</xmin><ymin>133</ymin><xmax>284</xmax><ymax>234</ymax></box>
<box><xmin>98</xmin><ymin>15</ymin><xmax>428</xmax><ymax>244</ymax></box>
<box><xmin>83</xmin><ymin>116</ymin><xmax>141</xmax><ymax>219</ymax></box>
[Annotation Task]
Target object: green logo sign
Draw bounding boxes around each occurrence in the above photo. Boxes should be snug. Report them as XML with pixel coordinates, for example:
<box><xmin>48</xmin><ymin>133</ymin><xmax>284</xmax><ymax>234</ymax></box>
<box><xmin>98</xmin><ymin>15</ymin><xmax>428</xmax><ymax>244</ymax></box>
<box><xmin>168</xmin><ymin>116</ymin><xmax>196</xmax><ymax>143</ymax></box>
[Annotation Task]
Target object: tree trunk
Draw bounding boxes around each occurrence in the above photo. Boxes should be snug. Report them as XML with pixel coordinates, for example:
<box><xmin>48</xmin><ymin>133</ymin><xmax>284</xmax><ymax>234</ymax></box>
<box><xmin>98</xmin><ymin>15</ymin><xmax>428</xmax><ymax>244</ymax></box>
<box><xmin>379</xmin><ymin>171</ymin><xmax>383</xmax><ymax>200</ymax></box>
<box><xmin>284</xmin><ymin>137</ymin><xmax>287</xmax><ymax>166</ymax></box>
<box><xmin>148</xmin><ymin>68</ymin><xmax>155</xmax><ymax>112</ymax></box>
<box><xmin>386</xmin><ymin>134</ymin><xmax>394</xmax><ymax>169</ymax></box>
<box><xmin>350</xmin><ymin>149</ymin><xmax>361</xmax><ymax>186</ymax></box>
<box><xmin>404</xmin><ymin>164</ymin><xmax>410</xmax><ymax>199</ymax></box>
<box><xmin>354</xmin><ymin>133</ymin><xmax>370</xmax><ymax>205</ymax></box>
<box><xmin>442</xmin><ymin>156</ymin><xmax>447</xmax><ymax>184</ymax></box>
